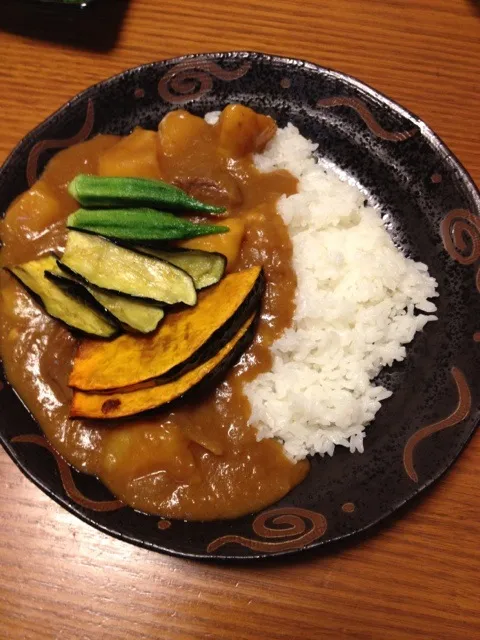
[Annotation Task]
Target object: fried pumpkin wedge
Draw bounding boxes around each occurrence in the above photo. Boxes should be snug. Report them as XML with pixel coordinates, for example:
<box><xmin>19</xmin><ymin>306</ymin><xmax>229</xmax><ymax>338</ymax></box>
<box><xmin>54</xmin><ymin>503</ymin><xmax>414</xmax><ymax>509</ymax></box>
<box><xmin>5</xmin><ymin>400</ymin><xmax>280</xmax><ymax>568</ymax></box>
<box><xmin>59</xmin><ymin>231</ymin><xmax>197</xmax><ymax>307</ymax></box>
<box><xmin>70</xmin><ymin>312</ymin><xmax>258</xmax><ymax>419</ymax></box>
<box><xmin>46</xmin><ymin>265</ymin><xmax>165</xmax><ymax>334</ymax></box>
<box><xmin>69</xmin><ymin>265</ymin><xmax>264</xmax><ymax>391</ymax></box>
<box><xmin>7</xmin><ymin>255</ymin><xmax>119</xmax><ymax>339</ymax></box>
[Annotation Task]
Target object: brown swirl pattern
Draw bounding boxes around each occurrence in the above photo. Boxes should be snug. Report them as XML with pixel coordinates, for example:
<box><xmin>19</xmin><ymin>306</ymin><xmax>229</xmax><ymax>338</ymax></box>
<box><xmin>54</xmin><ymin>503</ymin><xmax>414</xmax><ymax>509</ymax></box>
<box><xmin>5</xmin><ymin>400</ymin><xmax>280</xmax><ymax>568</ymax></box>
<box><xmin>476</xmin><ymin>270</ymin><xmax>480</xmax><ymax>340</ymax></box>
<box><xmin>158</xmin><ymin>59</ymin><xmax>251</xmax><ymax>104</ymax></box>
<box><xmin>403</xmin><ymin>367</ymin><xmax>472</xmax><ymax>483</ymax></box>
<box><xmin>441</xmin><ymin>208</ymin><xmax>480</xmax><ymax>341</ymax></box>
<box><xmin>11</xmin><ymin>434</ymin><xmax>124</xmax><ymax>512</ymax></box>
<box><xmin>206</xmin><ymin>507</ymin><xmax>327</xmax><ymax>554</ymax></box>
<box><xmin>440</xmin><ymin>208</ymin><xmax>480</xmax><ymax>265</ymax></box>
<box><xmin>475</xmin><ymin>259</ymin><xmax>480</xmax><ymax>341</ymax></box>
<box><xmin>316</xmin><ymin>96</ymin><xmax>417</xmax><ymax>141</ymax></box>
<box><xmin>26</xmin><ymin>99</ymin><xmax>95</xmax><ymax>187</ymax></box>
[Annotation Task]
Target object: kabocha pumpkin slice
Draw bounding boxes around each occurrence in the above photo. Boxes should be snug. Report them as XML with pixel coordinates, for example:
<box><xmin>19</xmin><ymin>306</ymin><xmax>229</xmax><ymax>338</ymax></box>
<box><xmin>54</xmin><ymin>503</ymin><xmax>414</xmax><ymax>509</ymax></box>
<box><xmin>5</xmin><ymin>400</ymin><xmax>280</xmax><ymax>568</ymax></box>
<box><xmin>59</xmin><ymin>231</ymin><xmax>197</xmax><ymax>306</ymax></box>
<box><xmin>70</xmin><ymin>312</ymin><xmax>258</xmax><ymax>419</ymax></box>
<box><xmin>69</xmin><ymin>265</ymin><xmax>264</xmax><ymax>391</ymax></box>
<box><xmin>46</xmin><ymin>265</ymin><xmax>165</xmax><ymax>334</ymax></box>
<box><xmin>8</xmin><ymin>255</ymin><xmax>119</xmax><ymax>339</ymax></box>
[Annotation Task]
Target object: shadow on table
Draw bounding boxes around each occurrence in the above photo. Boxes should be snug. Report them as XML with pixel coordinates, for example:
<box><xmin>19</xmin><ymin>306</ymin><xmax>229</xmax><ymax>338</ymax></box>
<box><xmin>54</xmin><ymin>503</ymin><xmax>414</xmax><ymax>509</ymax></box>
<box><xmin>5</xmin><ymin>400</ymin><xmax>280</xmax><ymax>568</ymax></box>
<box><xmin>0</xmin><ymin>0</ymin><xmax>130</xmax><ymax>52</ymax></box>
<box><xmin>468</xmin><ymin>0</ymin><xmax>480</xmax><ymax>16</ymax></box>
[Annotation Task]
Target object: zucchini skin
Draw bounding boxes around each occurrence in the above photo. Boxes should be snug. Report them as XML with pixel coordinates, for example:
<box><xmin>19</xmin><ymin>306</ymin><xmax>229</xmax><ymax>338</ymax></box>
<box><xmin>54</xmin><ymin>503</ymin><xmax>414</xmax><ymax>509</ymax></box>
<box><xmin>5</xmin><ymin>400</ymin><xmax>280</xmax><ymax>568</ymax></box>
<box><xmin>7</xmin><ymin>255</ymin><xmax>120</xmax><ymax>339</ymax></box>
<box><xmin>44</xmin><ymin>270</ymin><xmax>121</xmax><ymax>326</ymax></box>
<box><xmin>68</xmin><ymin>174</ymin><xmax>226</xmax><ymax>214</ymax></box>
<box><xmin>67</xmin><ymin>208</ymin><xmax>230</xmax><ymax>242</ymax></box>
<box><xmin>87</xmin><ymin>288</ymin><xmax>165</xmax><ymax>334</ymax></box>
<box><xmin>134</xmin><ymin>246</ymin><xmax>227</xmax><ymax>290</ymax></box>
<box><xmin>56</xmin><ymin>261</ymin><xmax>184</xmax><ymax>309</ymax></box>
<box><xmin>59</xmin><ymin>231</ymin><xmax>197</xmax><ymax>307</ymax></box>
<box><xmin>46</xmin><ymin>269</ymin><xmax>165</xmax><ymax>334</ymax></box>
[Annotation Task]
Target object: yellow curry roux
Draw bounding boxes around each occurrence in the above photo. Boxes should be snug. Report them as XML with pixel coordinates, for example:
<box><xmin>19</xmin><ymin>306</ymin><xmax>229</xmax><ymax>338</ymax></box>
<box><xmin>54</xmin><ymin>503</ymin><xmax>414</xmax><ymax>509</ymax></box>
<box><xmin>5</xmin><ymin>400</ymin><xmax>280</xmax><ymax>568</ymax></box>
<box><xmin>0</xmin><ymin>107</ymin><xmax>309</xmax><ymax>520</ymax></box>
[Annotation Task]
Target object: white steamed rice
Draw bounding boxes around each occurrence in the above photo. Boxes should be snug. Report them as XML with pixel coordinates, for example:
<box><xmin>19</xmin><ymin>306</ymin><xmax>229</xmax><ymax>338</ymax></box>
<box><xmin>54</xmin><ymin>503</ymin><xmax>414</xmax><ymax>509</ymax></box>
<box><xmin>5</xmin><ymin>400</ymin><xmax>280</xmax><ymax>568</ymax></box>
<box><xmin>206</xmin><ymin>113</ymin><xmax>438</xmax><ymax>461</ymax></box>
<box><xmin>245</xmin><ymin>123</ymin><xmax>438</xmax><ymax>460</ymax></box>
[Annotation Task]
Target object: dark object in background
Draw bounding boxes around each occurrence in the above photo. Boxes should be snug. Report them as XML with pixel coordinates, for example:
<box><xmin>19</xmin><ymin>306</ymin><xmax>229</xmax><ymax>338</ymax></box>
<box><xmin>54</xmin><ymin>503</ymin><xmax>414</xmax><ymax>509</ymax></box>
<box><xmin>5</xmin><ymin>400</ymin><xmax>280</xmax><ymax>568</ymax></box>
<box><xmin>38</xmin><ymin>0</ymin><xmax>94</xmax><ymax>4</ymax></box>
<box><xmin>0</xmin><ymin>0</ymin><xmax>128</xmax><ymax>52</ymax></box>
<box><xmin>20</xmin><ymin>0</ymin><xmax>94</xmax><ymax>4</ymax></box>
<box><xmin>10</xmin><ymin>0</ymin><xmax>95</xmax><ymax>6</ymax></box>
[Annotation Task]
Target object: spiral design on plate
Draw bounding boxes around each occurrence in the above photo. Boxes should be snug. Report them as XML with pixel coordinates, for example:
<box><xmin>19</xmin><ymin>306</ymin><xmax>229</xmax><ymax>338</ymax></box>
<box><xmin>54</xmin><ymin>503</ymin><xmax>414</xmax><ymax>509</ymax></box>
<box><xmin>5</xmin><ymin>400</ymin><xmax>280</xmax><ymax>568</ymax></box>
<box><xmin>476</xmin><ymin>267</ymin><xmax>480</xmax><ymax>341</ymax></box>
<box><xmin>11</xmin><ymin>434</ymin><xmax>124</xmax><ymax>512</ymax></box>
<box><xmin>207</xmin><ymin>507</ymin><xmax>327</xmax><ymax>553</ymax></box>
<box><xmin>316</xmin><ymin>96</ymin><xmax>417</xmax><ymax>141</ymax></box>
<box><xmin>440</xmin><ymin>208</ymin><xmax>480</xmax><ymax>265</ymax></box>
<box><xmin>26</xmin><ymin>99</ymin><xmax>95</xmax><ymax>187</ymax></box>
<box><xmin>403</xmin><ymin>367</ymin><xmax>472</xmax><ymax>483</ymax></box>
<box><xmin>441</xmin><ymin>208</ymin><xmax>480</xmax><ymax>341</ymax></box>
<box><xmin>158</xmin><ymin>59</ymin><xmax>252</xmax><ymax>104</ymax></box>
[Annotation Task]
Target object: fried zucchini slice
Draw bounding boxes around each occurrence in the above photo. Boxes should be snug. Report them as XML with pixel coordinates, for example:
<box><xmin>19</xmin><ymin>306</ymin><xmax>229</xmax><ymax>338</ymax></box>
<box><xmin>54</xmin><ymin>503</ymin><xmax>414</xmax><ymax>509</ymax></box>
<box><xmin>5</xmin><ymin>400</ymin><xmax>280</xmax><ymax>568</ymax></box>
<box><xmin>46</xmin><ymin>265</ymin><xmax>164</xmax><ymax>334</ymax></box>
<box><xmin>59</xmin><ymin>231</ymin><xmax>197</xmax><ymax>307</ymax></box>
<box><xmin>8</xmin><ymin>255</ymin><xmax>118</xmax><ymax>338</ymax></box>
<box><xmin>135</xmin><ymin>246</ymin><xmax>226</xmax><ymax>290</ymax></box>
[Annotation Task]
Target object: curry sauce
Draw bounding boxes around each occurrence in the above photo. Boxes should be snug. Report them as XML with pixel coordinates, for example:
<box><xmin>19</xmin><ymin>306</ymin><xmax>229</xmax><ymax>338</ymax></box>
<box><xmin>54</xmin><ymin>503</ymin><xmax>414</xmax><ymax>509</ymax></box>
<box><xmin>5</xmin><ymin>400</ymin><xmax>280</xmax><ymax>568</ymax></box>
<box><xmin>0</xmin><ymin>107</ymin><xmax>309</xmax><ymax>520</ymax></box>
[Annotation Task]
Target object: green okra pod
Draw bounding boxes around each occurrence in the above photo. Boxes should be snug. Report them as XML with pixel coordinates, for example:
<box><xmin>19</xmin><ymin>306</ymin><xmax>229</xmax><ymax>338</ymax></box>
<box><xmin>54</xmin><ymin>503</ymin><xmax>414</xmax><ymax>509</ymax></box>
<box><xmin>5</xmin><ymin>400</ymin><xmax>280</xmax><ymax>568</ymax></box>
<box><xmin>68</xmin><ymin>174</ymin><xmax>226</xmax><ymax>215</ymax></box>
<box><xmin>67</xmin><ymin>207</ymin><xmax>229</xmax><ymax>242</ymax></box>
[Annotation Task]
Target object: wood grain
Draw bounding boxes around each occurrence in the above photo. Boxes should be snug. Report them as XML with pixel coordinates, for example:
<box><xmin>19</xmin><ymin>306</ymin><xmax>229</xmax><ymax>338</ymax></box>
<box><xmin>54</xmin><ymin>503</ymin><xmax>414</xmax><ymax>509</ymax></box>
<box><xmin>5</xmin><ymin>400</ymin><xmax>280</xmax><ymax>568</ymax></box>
<box><xmin>0</xmin><ymin>1</ymin><xmax>479</xmax><ymax>638</ymax></box>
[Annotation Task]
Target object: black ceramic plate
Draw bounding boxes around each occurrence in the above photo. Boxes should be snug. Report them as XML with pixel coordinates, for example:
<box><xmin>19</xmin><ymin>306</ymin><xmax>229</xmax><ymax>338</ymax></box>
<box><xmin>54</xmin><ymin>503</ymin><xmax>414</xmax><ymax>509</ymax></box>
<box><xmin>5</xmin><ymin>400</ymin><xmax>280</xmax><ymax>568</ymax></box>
<box><xmin>0</xmin><ymin>52</ymin><xmax>479</xmax><ymax>561</ymax></box>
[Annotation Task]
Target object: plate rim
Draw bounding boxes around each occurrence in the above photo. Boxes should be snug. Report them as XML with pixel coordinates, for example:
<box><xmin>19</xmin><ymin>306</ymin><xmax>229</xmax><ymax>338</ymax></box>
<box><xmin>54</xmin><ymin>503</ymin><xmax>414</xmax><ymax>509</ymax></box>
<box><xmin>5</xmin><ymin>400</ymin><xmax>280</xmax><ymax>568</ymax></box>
<box><xmin>0</xmin><ymin>51</ymin><xmax>478</xmax><ymax>561</ymax></box>
<box><xmin>2</xmin><ymin>51</ymin><xmax>479</xmax><ymax>213</ymax></box>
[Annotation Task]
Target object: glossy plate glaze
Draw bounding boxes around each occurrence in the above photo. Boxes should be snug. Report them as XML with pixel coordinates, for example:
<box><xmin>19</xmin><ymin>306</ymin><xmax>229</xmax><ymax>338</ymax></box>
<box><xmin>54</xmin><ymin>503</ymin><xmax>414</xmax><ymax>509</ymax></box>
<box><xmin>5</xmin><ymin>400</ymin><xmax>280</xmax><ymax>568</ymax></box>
<box><xmin>0</xmin><ymin>52</ymin><xmax>479</xmax><ymax>560</ymax></box>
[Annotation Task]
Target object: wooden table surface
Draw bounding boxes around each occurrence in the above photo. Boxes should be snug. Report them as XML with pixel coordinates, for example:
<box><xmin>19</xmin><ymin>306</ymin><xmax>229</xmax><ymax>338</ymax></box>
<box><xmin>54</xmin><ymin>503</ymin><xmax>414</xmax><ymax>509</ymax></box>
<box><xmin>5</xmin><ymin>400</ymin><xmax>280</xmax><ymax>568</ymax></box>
<box><xmin>0</xmin><ymin>1</ymin><xmax>479</xmax><ymax>638</ymax></box>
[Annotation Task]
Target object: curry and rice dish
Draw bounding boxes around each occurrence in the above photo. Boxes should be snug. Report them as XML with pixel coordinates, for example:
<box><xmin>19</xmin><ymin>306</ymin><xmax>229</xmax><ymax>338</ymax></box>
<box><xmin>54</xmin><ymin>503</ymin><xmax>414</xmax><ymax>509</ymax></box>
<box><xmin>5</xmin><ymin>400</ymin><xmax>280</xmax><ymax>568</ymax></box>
<box><xmin>0</xmin><ymin>105</ymin><xmax>438</xmax><ymax>520</ymax></box>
